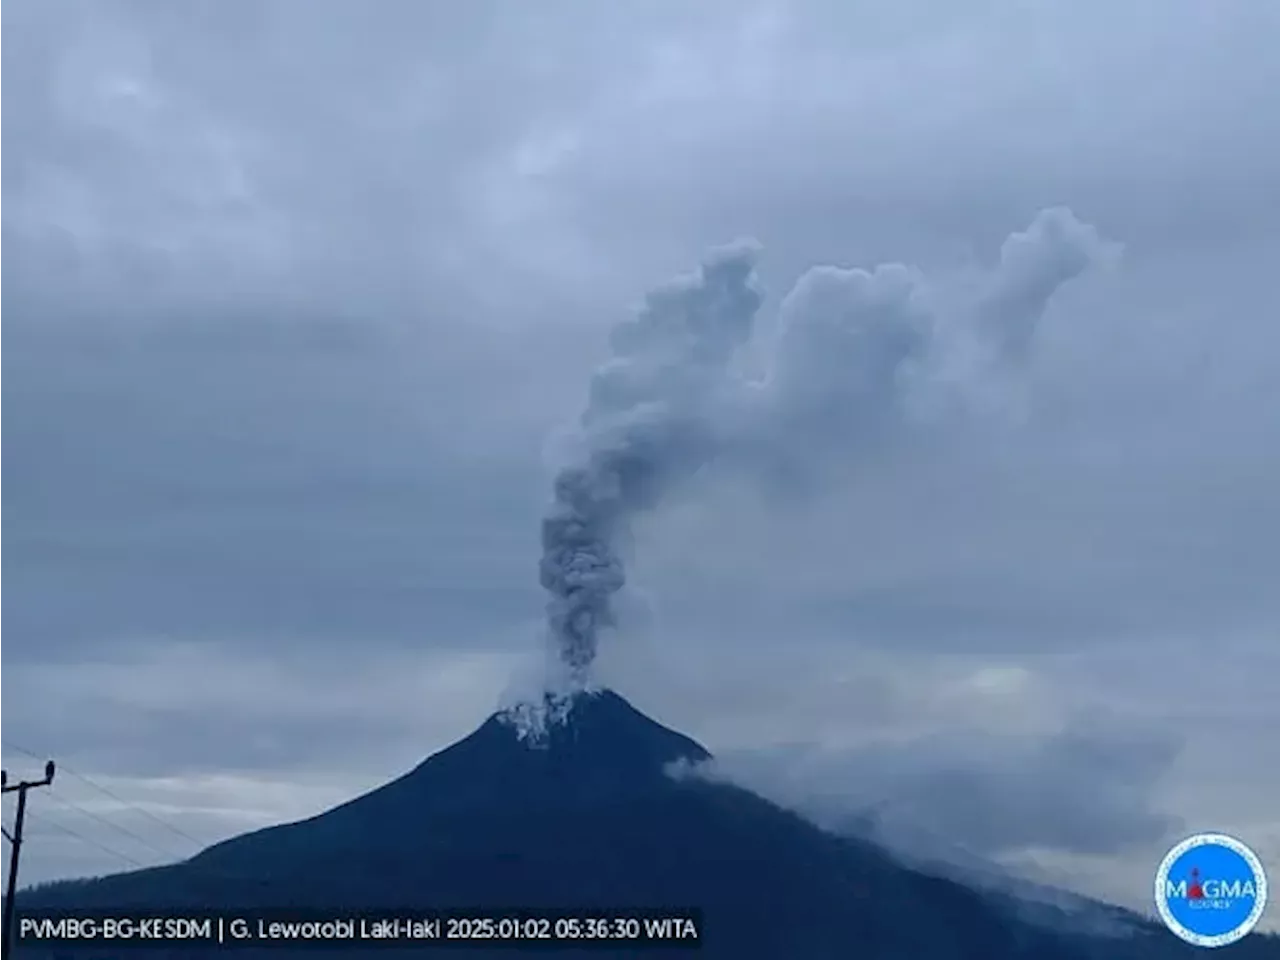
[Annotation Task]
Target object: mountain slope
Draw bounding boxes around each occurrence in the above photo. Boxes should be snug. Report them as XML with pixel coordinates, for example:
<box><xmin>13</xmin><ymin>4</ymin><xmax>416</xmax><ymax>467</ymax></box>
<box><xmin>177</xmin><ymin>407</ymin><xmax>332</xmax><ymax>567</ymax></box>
<box><xmin>17</xmin><ymin>690</ymin><xmax>1279</xmax><ymax>958</ymax></box>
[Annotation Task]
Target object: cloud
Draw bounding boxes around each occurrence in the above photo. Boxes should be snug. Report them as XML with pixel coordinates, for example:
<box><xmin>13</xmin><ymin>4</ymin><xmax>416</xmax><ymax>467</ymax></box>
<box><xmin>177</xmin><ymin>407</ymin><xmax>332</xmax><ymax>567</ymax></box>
<box><xmin>768</xmin><ymin>261</ymin><xmax>929</xmax><ymax>445</ymax></box>
<box><xmin>973</xmin><ymin>207</ymin><xmax>1119</xmax><ymax>363</ymax></box>
<box><xmin>656</xmin><ymin>638</ymin><xmax>1181</xmax><ymax>862</ymax></box>
<box><xmin>1</xmin><ymin>308</ymin><xmax>578</xmax><ymax>662</ymax></box>
<box><xmin>539</xmin><ymin>240</ymin><xmax>764</xmax><ymax>677</ymax></box>
<box><xmin>3</xmin><ymin>641</ymin><xmax>527</xmax><ymax>887</ymax></box>
<box><xmin>535</xmin><ymin>206</ymin><xmax>1110</xmax><ymax>680</ymax></box>
<box><xmin>680</xmin><ymin>714</ymin><xmax>1183</xmax><ymax>860</ymax></box>
<box><xmin>3</xmin><ymin>0</ymin><xmax>1279</xmax><ymax>928</ymax></box>
<box><xmin>750</xmin><ymin>205</ymin><xmax>1117</xmax><ymax>472</ymax></box>
<box><xmin>3</xmin><ymin>641</ymin><xmax>518</xmax><ymax>779</ymax></box>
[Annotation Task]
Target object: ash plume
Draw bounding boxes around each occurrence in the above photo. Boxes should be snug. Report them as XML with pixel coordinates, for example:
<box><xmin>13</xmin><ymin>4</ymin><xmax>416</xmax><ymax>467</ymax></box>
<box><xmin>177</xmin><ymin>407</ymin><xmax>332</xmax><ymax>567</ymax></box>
<box><xmin>537</xmin><ymin>208</ymin><xmax>1112</xmax><ymax>687</ymax></box>
<box><xmin>539</xmin><ymin>240</ymin><xmax>764</xmax><ymax>683</ymax></box>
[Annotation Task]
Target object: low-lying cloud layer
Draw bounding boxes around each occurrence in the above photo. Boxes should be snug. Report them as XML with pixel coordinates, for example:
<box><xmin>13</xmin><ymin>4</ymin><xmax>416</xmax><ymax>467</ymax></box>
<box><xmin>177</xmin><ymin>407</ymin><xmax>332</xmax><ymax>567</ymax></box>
<box><xmin>682</xmin><ymin>717</ymin><xmax>1181</xmax><ymax>860</ymax></box>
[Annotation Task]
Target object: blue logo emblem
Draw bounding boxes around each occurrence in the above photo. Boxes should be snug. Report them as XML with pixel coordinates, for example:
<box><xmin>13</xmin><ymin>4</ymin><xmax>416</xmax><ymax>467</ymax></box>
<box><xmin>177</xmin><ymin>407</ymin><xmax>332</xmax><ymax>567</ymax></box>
<box><xmin>1154</xmin><ymin>833</ymin><xmax>1268</xmax><ymax>947</ymax></box>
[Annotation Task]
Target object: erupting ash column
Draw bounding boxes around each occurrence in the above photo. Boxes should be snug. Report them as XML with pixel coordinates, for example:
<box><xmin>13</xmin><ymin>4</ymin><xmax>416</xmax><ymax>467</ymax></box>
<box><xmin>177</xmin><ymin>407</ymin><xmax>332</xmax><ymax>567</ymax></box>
<box><xmin>535</xmin><ymin>206</ymin><xmax>1111</xmax><ymax>689</ymax></box>
<box><xmin>538</xmin><ymin>241</ymin><xmax>764</xmax><ymax>683</ymax></box>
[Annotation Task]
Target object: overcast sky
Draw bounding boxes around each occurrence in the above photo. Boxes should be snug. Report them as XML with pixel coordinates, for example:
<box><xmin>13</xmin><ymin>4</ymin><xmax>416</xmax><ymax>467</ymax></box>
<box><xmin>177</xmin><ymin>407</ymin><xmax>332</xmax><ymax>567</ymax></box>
<box><xmin>3</xmin><ymin>0</ymin><xmax>1279</xmax><ymax>927</ymax></box>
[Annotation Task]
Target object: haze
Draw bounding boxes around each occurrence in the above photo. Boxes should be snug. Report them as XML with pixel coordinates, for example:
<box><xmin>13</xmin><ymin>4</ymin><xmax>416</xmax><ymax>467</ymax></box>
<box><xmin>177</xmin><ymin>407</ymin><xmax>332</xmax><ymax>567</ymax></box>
<box><xmin>3</xmin><ymin>0</ymin><xmax>1278</xmax><ymax>928</ymax></box>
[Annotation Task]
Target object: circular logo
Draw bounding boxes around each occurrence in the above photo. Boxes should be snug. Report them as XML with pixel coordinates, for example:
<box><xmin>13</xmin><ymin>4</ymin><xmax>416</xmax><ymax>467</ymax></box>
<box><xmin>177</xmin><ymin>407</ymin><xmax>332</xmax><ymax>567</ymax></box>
<box><xmin>1154</xmin><ymin>833</ymin><xmax>1268</xmax><ymax>947</ymax></box>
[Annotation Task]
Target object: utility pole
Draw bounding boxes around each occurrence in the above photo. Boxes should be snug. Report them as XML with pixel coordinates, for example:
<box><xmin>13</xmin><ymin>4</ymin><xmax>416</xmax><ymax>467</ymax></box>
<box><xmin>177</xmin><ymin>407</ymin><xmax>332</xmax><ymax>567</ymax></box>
<box><xmin>2</xmin><ymin>760</ymin><xmax>56</xmax><ymax>960</ymax></box>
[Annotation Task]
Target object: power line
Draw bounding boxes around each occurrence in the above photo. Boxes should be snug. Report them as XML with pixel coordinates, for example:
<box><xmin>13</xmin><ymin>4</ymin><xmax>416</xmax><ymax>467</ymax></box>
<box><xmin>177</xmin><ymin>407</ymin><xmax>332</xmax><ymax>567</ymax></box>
<box><xmin>1</xmin><ymin>745</ymin><xmax>48</xmax><ymax>768</ymax></box>
<box><xmin>43</xmin><ymin>788</ymin><xmax>187</xmax><ymax>863</ymax></box>
<box><xmin>2</xmin><ymin>741</ymin><xmax>209</xmax><ymax>850</ymax></box>
<box><xmin>20</xmin><ymin>814</ymin><xmax>275</xmax><ymax>896</ymax></box>
<box><xmin>60</xmin><ymin>760</ymin><xmax>209</xmax><ymax>847</ymax></box>
<box><xmin>2</xmin><ymin>749</ymin><xmax>279</xmax><ymax>912</ymax></box>
<box><xmin>22</xmin><ymin>809</ymin><xmax>146</xmax><ymax>870</ymax></box>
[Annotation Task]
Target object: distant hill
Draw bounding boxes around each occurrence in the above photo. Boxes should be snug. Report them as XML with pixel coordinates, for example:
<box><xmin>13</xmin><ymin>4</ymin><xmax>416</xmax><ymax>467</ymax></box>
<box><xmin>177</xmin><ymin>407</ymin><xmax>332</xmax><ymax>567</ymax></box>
<box><xmin>14</xmin><ymin>690</ymin><xmax>1279</xmax><ymax>958</ymax></box>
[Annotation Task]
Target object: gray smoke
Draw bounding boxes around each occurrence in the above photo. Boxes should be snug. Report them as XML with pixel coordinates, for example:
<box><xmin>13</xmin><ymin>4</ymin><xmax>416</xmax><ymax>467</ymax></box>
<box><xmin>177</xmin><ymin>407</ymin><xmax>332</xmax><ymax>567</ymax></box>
<box><xmin>540</xmin><ymin>240</ymin><xmax>764</xmax><ymax>681</ymax></box>
<box><xmin>539</xmin><ymin>208</ymin><xmax>1112</xmax><ymax>682</ymax></box>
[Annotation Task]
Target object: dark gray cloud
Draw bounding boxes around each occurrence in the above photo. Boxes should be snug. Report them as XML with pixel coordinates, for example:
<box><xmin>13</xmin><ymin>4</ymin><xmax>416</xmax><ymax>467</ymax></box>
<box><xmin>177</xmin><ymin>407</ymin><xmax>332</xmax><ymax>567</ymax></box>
<box><xmin>3</xmin><ymin>644</ymin><xmax>518</xmax><ymax>779</ymax></box>
<box><xmin>538</xmin><ymin>241</ymin><xmax>763</xmax><ymax>679</ymax></box>
<box><xmin>3</xmin><ymin>313</ymin><xmax>557</xmax><ymax>661</ymax></box>
<box><xmin>3</xmin><ymin>0</ymin><xmax>1279</xmax><ymax>926</ymax></box>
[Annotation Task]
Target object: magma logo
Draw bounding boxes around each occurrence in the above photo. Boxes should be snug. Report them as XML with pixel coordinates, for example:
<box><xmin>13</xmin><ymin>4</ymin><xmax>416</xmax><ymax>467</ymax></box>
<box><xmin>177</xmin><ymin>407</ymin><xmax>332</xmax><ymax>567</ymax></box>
<box><xmin>1154</xmin><ymin>833</ymin><xmax>1268</xmax><ymax>947</ymax></box>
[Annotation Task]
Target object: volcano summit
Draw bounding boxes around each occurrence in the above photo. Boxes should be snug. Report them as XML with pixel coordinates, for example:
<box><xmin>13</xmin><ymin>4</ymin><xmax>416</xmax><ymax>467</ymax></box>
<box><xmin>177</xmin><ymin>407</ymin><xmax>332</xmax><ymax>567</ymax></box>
<box><xmin>16</xmin><ymin>690</ymin><xmax>1280</xmax><ymax>958</ymax></box>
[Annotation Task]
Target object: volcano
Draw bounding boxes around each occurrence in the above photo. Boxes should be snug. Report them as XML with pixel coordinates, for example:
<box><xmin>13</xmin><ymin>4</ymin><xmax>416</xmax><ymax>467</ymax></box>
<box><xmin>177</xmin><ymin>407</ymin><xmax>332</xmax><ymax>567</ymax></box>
<box><xmin>16</xmin><ymin>690</ymin><xmax>1278</xmax><ymax>958</ymax></box>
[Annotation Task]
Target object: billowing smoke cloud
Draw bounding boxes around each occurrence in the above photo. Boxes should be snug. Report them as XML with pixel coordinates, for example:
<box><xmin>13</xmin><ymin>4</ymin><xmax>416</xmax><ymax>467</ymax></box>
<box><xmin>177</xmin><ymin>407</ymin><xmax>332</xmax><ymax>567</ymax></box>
<box><xmin>540</xmin><ymin>208</ymin><xmax>1113</xmax><ymax>682</ymax></box>
<box><xmin>975</xmin><ymin>207</ymin><xmax>1118</xmax><ymax>363</ymax></box>
<box><xmin>540</xmin><ymin>241</ymin><xmax>764</xmax><ymax>681</ymax></box>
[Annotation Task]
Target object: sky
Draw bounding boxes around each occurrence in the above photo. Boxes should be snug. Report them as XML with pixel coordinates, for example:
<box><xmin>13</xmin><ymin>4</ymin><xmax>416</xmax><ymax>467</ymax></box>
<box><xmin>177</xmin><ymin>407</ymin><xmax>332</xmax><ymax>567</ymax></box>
<box><xmin>3</xmin><ymin>0</ymin><xmax>1279</xmax><ymax>927</ymax></box>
